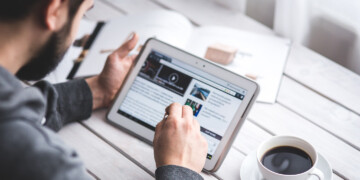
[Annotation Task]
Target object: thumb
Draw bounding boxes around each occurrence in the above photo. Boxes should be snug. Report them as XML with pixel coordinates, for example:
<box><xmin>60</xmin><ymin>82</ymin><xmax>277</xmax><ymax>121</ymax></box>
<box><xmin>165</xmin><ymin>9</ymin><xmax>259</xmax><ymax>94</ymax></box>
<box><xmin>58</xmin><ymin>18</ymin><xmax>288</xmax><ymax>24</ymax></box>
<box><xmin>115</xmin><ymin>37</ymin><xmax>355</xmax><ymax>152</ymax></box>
<box><xmin>114</xmin><ymin>32</ymin><xmax>139</xmax><ymax>58</ymax></box>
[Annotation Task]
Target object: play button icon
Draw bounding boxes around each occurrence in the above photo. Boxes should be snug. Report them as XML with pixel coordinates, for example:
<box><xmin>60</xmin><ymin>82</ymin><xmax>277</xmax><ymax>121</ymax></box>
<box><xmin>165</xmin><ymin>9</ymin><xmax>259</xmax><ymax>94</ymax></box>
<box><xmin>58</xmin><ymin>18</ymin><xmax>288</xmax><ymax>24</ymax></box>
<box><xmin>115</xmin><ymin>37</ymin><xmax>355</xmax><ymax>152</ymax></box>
<box><xmin>169</xmin><ymin>73</ymin><xmax>179</xmax><ymax>83</ymax></box>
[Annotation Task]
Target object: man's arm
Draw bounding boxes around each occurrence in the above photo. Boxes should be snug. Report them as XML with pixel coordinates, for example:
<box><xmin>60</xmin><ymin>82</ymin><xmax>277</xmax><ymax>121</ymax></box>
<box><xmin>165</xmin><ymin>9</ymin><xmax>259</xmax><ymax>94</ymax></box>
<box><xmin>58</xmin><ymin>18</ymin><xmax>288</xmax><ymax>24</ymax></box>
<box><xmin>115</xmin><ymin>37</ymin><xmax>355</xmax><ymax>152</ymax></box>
<box><xmin>153</xmin><ymin>103</ymin><xmax>208</xmax><ymax>180</ymax></box>
<box><xmin>155</xmin><ymin>165</ymin><xmax>204</xmax><ymax>180</ymax></box>
<box><xmin>85</xmin><ymin>32</ymin><xmax>139</xmax><ymax>110</ymax></box>
<box><xmin>44</xmin><ymin>32</ymin><xmax>207</xmax><ymax>179</ymax></box>
<box><xmin>35</xmin><ymin>33</ymin><xmax>140</xmax><ymax>131</ymax></box>
<box><xmin>34</xmin><ymin>79</ymin><xmax>92</xmax><ymax>132</ymax></box>
<box><xmin>54</xmin><ymin>79</ymin><xmax>93</xmax><ymax>124</ymax></box>
<box><xmin>83</xmin><ymin>33</ymin><xmax>208</xmax><ymax>179</ymax></box>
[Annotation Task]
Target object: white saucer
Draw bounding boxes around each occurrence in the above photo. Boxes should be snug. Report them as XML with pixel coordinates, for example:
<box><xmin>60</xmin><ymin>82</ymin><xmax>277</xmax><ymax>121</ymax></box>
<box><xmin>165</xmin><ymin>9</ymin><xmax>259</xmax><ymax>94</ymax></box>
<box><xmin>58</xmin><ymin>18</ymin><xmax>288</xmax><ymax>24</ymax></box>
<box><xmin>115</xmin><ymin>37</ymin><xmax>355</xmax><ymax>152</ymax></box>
<box><xmin>240</xmin><ymin>151</ymin><xmax>333</xmax><ymax>180</ymax></box>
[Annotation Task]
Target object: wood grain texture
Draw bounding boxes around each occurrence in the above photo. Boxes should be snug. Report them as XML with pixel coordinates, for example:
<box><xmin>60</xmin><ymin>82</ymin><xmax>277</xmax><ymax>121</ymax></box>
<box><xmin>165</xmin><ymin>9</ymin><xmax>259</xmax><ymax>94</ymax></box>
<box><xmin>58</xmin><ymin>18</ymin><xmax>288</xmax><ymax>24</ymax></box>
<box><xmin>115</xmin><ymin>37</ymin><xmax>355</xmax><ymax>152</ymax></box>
<box><xmin>248</xmin><ymin>103</ymin><xmax>359</xmax><ymax>179</ymax></box>
<box><xmin>233</xmin><ymin>120</ymin><xmax>273</xmax><ymax>154</ymax></box>
<box><xmin>333</xmin><ymin>174</ymin><xmax>346</xmax><ymax>180</ymax></box>
<box><xmin>285</xmin><ymin>44</ymin><xmax>360</xmax><ymax>115</ymax></box>
<box><xmin>86</xmin><ymin>169</ymin><xmax>99</xmax><ymax>180</ymax></box>
<box><xmin>66</xmin><ymin>0</ymin><xmax>357</xmax><ymax>179</ymax></box>
<box><xmin>143</xmin><ymin>1</ymin><xmax>360</xmax><ymax>177</ymax></box>
<box><xmin>82</xmin><ymin>109</ymin><xmax>218</xmax><ymax>180</ymax></box>
<box><xmin>85</xmin><ymin>109</ymin><xmax>343</xmax><ymax>179</ymax></box>
<box><xmin>278</xmin><ymin>76</ymin><xmax>360</xmax><ymax>150</ymax></box>
<box><xmin>232</xmin><ymin>119</ymin><xmax>342</xmax><ymax>179</ymax></box>
<box><xmin>58</xmin><ymin>122</ymin><xmax>153</xmax><ymax>179</ymax></box>
<box><xmin>82</xmin><ymin>110</ymin><xmax>156</xmax><ymax>172</ymax></box>
<box><xmin>215</xmin><ymin>148</ymin><xmax>245</xmax><ymax>180</ymax></box>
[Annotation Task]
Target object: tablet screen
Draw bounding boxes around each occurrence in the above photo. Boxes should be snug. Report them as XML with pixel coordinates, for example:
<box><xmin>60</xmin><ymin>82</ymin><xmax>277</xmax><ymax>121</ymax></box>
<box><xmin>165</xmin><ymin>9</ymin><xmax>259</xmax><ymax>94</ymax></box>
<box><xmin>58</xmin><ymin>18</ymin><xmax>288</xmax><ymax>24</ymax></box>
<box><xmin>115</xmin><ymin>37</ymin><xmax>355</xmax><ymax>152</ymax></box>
<box><xmin>118</xmin><ymin>50</ymin><xmax>247</xmax><ymax>159</ymax></box>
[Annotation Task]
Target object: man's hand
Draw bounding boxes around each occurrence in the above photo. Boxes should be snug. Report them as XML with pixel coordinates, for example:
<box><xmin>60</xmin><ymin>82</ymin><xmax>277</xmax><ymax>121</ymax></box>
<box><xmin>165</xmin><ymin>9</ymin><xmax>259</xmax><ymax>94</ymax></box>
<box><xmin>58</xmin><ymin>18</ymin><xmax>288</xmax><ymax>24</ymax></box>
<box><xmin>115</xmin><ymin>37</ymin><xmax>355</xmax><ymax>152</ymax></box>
<box><xmin>153</xmin><ymin>103</ymin><xmax>208</xmax><ymax>173</ymax></box>
<box><xmin>86</xmin><ymin>32</ymin><xmax>139</xmax><ymax>110</ymax></box>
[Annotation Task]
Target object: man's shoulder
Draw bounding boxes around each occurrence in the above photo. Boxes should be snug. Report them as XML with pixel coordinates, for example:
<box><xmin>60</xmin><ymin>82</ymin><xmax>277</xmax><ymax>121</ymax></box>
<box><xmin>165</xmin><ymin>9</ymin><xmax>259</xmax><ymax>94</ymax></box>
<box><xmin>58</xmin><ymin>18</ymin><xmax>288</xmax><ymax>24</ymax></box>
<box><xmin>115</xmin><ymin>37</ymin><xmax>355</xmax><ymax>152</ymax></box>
<box><xmin>0</xmin><ymin>118</ymin><xmax>90</xmax><ymax>179</ymax></box>
<box><xmin>0</xmin><ymin>119</ymin><xmax>50</xmax><ymax>148</ymax></box>
<box><xmin>0</xmin><ymin>119</ymin><xmax>65</xmax><ymax>160</ymax></box>
<box><xmin>0</xmin><ymin>67</ymin><xmax>46</xmax><ymax>124</ymax></box>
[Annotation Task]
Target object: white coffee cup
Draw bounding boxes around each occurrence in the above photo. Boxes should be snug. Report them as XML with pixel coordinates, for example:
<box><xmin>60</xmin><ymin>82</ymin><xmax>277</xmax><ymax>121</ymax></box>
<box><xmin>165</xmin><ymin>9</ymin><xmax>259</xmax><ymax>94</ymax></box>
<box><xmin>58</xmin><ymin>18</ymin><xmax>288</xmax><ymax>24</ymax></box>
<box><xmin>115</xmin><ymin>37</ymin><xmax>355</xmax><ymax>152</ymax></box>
<box><xmin>256</xmin><ymin>136</ymin><xmax>324</xmax><ymax>180</ymax></box>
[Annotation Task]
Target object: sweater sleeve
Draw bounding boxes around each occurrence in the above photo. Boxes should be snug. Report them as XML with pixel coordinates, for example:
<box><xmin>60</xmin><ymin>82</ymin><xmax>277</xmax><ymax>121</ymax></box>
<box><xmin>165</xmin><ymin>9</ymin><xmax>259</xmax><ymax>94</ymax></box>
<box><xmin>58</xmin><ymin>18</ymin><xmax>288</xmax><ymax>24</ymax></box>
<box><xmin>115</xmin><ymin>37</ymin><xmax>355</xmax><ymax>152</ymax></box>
<box><xmin>34</xmin><ymin>79</ymin><xmax>93</xmax><ymax>132</ymax></box>
<box><xmin>155</xmin><ymin>165</ymin><xmax>204</xmax><ymax>180</ymax></box>
<box><xmin>53</xmin><ymin>79</ymin><xmax>93</xmax><ymax>124</ymax></box>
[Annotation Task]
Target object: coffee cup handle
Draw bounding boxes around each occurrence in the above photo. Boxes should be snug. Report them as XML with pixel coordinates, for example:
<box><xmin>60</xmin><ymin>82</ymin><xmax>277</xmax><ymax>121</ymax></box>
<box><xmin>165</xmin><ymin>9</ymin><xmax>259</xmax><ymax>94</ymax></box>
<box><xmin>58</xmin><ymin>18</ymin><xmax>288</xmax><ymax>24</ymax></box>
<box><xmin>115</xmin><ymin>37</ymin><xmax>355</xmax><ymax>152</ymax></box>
<box><xmin>308</xmin><ymin>168</ymin><xmax>324</xmax><ymax>180</ymax></box>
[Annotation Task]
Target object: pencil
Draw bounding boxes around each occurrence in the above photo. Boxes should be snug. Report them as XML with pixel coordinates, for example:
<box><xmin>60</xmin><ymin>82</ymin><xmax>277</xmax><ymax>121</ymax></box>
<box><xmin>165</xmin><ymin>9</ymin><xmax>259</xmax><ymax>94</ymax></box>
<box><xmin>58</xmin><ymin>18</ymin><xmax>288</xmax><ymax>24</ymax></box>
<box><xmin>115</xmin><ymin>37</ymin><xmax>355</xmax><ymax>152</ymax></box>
<box><xmin>100</xmin><ymin>49</ymin><xmax>116</xmax><ymax>54</ymax></box>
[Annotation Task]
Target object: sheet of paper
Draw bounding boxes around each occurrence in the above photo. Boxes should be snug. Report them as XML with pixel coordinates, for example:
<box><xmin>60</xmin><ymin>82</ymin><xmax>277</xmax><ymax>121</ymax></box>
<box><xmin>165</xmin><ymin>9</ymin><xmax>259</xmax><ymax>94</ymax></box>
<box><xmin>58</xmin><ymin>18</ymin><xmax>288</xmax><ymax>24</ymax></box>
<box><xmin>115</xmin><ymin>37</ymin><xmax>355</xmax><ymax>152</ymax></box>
<box><xmin>75</xmin><ymin>10</ymin><xmax>193</xmax><ymax>78</ymax></box>
<box><xmin>186</xmin><ymin>26</ymin><xmax>291</xmax><ymax>103</ymax></box>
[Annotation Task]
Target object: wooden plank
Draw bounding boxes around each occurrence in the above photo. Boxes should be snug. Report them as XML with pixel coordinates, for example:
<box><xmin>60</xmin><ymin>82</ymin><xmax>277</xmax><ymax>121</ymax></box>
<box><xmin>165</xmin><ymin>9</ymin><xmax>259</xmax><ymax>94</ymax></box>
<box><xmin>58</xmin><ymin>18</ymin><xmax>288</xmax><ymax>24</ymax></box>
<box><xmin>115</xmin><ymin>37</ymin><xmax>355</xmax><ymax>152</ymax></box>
<box><xmin>82</xmin><ymin>109</ymin><xmax>217</xmax><ymax>180</ymax></box>
<box><xmin>333</xmin><ymin>174</ymin><xmax>346</xmax><ymax>180</ymax></box>
<box><xmin>232</xmin><ymin>120</ymin><xmax>342</xmax><ymax>179</ymax></box>
<box><xmin>233</xmin><ymin>120</ymin><xmax>273</xmax><ymax>154</ymax></box>
<box><xmin>58</xmin><ymin>122</ymin><xmax>153</xmax><ymax>179</ymax></box>
<box><xmin>248</xmin><ymin>103</ymin><xmax>358</xmax><ymax>179</ymax></box>
<box><xmin>278</xmin><ymin>76</ymin><xmax>360</xmax><ymax>150</ymax></box>
<box><xmin>153</xmin><ymin>0</ymin><xmax>274</xmax><ymax>35</ymax></box>
<box><xmin>216</xmin><ymin>148</ymin><xmax>344</xmax><ymax>180</ymax></box>
<box><xmin>220</xmin><ymin>148</ymin><xmax>344</xmax><ymax>180</ymax></box>
<box><xmin>215</xmin><ymin>148</ymin><xmax>245</xmax><ymax>180</ymax></box>
<box><xmin>81</xmin><ymin>110</ymin><xmax>156</xmax><ymax>172</ymax></box>
<box><xmin>86</xmin><ymin>170</ymin><xmax>98</xmax><ymax>180</ymax></box>
<box><xmin>83</xmin><ymin>109</ymin><xmax>342</xmax><ymax>179</ymax></box>
<box><xmin>75</xmin><ymin>1</ymin><xmax>352</xmax><ymax>179</ymax></box>
<box><xmin>83</xmin><ymin>110</ymin><xmax>253</xmax><ymax>180</ymax></box>
<box><xmin>101</xmin><ymin>0</ymin><xmax>360</xmax><ymax>143</ymax></box>
<box><xmin>285</xmin><ymin>44</ymin><xmax>360</xmax><ymax>115</ymax></box>
<box><xmin>73</xmin><ymin>2</ymin><xmax>216</xmax><ymax>179</ymax></box>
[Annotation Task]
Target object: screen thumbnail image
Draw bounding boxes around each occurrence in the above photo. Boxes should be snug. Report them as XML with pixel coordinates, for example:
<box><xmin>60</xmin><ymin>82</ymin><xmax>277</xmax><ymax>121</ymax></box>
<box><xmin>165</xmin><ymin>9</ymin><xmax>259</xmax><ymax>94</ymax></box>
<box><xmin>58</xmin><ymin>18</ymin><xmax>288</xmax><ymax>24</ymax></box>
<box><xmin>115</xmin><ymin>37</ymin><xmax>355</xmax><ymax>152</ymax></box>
<box><xmin>185</xmin><ymin>99</ymin><xmax>203</xmax><ymax>117</ymax></box>
<box><xmin>190</xmin><ymin>83</ymin><xmax>210</xmax><ymax>101</ymax></box>
<box><xmin>140</xmin><ymin>60</ymin><xmax>161</xmax><ymax>79</ymax></box>
<box><xmin>140</xmin><ymin>52</ymin><xmax>163</xmax><ymax>79</ymax></box>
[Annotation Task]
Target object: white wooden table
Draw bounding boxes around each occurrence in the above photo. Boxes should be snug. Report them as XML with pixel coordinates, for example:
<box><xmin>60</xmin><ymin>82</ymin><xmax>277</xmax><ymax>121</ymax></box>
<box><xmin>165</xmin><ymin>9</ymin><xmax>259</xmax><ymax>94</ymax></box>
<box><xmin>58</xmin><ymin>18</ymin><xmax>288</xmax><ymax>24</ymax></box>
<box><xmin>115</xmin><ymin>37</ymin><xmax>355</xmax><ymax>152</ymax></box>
<box><xmin>58</xmin><ymin>0</ymin><xmax>360</xmax><ymax>179</ymax></box>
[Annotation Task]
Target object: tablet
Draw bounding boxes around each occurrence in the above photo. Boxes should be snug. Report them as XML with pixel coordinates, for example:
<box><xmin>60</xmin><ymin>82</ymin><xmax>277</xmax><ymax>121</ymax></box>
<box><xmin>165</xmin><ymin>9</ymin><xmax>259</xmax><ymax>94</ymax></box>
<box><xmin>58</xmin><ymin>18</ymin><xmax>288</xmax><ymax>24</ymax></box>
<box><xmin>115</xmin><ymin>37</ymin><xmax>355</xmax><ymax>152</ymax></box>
<box><xmin>107</xmin><ymin>38</ymin><xmax>259</xmax><ymax>172</ymax></box>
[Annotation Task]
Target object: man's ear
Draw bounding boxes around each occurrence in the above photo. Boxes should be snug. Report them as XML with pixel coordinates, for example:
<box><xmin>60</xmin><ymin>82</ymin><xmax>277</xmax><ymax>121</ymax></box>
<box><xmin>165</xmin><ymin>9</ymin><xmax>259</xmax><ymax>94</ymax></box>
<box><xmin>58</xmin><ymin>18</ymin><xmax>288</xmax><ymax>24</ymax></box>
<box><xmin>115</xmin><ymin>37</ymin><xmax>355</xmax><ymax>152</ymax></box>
<box><xmin>44</xmin><ymin>0</ymin><xmax>68</xmax><ymax>31</ymax></box>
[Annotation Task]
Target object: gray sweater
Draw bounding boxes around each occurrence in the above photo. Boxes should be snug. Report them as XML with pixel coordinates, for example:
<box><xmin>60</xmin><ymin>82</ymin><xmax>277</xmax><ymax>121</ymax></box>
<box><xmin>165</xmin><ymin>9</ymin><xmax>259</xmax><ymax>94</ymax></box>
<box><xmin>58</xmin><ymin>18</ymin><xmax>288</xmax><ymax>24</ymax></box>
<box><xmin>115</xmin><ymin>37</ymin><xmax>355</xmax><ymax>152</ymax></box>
<box><xmin>0</xmin><ymin>66</ymin><xmax>203</xmax><ymax>180</ymax></box>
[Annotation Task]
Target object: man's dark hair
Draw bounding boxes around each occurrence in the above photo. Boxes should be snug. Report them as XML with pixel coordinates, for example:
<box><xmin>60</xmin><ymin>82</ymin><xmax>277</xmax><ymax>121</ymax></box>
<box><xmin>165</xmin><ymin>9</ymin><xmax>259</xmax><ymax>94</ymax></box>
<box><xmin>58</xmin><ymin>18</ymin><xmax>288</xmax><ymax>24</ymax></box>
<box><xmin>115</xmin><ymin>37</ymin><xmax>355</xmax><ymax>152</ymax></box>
<box><xmin>0</xmin><ymin>0</ymin><xmax>84</xmax><ymax>22</ymax></box>
<box><xmin>10</xmin><ymin>0</ymin><xmax>84</xmax><ymax>81</ymax></box>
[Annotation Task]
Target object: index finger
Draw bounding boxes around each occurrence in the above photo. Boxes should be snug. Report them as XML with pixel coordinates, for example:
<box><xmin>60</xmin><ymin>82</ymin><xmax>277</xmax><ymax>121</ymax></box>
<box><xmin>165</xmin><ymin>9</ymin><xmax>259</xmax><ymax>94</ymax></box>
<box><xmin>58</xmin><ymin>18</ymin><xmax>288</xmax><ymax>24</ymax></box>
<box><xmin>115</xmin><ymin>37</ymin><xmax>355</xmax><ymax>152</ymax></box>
<box><xmin>113</xmin><ymin>32</ymin><xmax>139</xmax><ymax>58</ymax></box>
<box><xmin>165</xmin><ymin>103</ymin><xmax>182</xmax><ymax>118</ymax></box>
<box><xmin>182</xmin><ymin>105</ymin><xmax>194</xmax><ymax>120</ymax></box>
<box><xmin>154</xmin><ymin>119</ymin><xmax>164</xmax><ymax>141</ymax></box>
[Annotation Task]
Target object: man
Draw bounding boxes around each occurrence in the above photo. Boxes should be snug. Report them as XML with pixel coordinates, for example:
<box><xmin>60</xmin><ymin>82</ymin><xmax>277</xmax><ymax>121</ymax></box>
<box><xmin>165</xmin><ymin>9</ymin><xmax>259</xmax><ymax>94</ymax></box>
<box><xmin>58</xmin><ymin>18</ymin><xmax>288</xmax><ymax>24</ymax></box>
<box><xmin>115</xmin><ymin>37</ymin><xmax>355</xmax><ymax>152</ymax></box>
<box><xmin>0</xmin><ymin>0</ymin><xmax>208</xmax><ymax>179</ymax></box>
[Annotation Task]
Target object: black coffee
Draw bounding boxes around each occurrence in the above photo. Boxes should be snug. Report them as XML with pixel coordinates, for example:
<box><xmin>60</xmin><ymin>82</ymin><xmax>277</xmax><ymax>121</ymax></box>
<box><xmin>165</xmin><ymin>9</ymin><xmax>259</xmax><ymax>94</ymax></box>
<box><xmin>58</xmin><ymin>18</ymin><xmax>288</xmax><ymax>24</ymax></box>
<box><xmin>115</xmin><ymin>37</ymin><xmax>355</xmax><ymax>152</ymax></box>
<box><xmin>261</xmin><ymin>146</ymin><xmax>313</xmax><ymax>175</ymax></box>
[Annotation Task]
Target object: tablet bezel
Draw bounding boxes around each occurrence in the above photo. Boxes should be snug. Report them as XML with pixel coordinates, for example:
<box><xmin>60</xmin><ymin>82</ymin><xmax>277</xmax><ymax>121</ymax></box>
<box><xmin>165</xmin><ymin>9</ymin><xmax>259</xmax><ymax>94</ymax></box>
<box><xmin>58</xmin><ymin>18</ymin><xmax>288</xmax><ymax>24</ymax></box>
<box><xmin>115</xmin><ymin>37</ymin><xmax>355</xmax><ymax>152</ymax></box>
<box><xmin>107</xmin><ymin>38</ymin><xmax>259</xmax><ymax>172</ymax></box>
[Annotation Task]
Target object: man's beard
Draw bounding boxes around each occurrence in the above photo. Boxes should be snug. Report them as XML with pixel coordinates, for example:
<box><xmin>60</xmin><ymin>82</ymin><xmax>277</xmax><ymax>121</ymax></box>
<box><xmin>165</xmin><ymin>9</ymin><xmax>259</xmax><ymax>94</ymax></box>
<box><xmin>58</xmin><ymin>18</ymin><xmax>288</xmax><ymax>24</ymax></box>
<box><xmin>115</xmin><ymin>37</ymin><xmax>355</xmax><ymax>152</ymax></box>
<box><xmin>16</xmin><ymin>20</ymin><xmax>72</xmax><ymax>81</ymax></box>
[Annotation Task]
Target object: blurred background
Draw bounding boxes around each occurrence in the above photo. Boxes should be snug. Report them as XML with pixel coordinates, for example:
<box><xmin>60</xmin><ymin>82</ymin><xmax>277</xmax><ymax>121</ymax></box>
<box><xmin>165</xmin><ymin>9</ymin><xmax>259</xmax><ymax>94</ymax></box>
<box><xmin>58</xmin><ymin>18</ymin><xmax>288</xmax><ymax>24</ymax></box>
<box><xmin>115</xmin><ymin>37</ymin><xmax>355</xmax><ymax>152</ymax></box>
<box><xmin>214</xmin><ymin>0</ymin><xmax>360</xmax><ymax>75</ymax></box>
<box><xmin>80</xmin><ymin>0</ymin><xmax>360</xmax><ymax>77</ymax></box>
